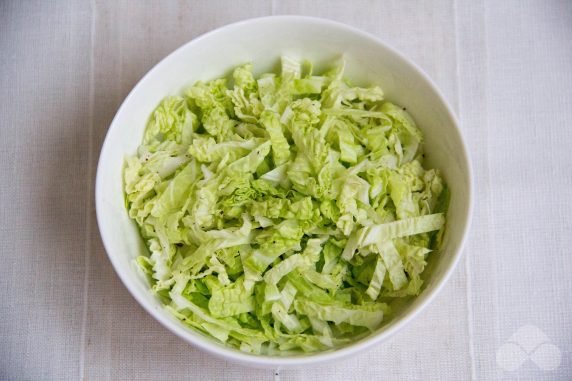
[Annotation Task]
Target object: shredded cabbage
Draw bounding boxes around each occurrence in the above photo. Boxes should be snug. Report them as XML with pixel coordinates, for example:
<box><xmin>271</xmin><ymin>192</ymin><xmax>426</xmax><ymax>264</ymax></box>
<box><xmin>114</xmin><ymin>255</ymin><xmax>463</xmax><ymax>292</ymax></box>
<box><xmin>125</xmin><ymin>57</ymin><xmax>448</xmax><ymax>354</ymax></box>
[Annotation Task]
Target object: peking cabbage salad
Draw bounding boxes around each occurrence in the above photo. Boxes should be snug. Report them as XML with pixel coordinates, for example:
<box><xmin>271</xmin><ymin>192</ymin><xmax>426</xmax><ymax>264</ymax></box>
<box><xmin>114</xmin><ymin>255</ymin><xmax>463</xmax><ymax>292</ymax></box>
<box><xmin>124</xmin><ymin>57</ymin><xmax>449</xmax><ymax>354</ymax></box>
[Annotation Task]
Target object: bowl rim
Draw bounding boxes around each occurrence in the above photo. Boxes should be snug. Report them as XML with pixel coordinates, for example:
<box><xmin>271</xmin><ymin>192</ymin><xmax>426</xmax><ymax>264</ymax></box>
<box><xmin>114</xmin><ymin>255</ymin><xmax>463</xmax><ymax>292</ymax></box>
<box><xmin>95</xmin><ymin>14</ymin><xmax>473</xmax><ymax>367</ymax></box>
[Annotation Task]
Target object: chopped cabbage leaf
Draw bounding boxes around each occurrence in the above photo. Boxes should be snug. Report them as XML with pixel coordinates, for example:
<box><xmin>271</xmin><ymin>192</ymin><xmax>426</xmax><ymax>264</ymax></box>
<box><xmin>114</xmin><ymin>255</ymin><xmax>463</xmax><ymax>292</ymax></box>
<box><xmin>124</xmin><ymin>57</ymin><xmax>449</xmax><ymax>355</ymax></box>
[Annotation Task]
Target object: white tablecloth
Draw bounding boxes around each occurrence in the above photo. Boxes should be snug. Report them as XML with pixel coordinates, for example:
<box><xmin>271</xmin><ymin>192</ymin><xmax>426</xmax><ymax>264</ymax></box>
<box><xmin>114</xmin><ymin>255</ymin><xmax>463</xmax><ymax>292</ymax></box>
<box><xmin>1</xmin><ymin>1</ymin><xmax>571</xmax><ymax>380</ymax></box>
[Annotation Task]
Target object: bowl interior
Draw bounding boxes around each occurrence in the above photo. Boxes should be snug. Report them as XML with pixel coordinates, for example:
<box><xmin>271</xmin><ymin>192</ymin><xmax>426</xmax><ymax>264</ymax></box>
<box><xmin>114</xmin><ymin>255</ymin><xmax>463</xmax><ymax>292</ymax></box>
<box><xmin>96</xmin><ymin>16</ymin><xmax>471</xmax><ymax>368</ymax></box>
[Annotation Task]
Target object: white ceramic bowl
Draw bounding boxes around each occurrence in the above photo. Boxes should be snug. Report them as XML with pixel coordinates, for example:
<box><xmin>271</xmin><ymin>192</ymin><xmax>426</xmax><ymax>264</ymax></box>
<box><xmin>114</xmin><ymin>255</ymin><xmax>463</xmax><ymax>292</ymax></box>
<box><xmin>96</xmin><ymin>16</ymin><xmax>472</xmax><ymax>369</ymax></box>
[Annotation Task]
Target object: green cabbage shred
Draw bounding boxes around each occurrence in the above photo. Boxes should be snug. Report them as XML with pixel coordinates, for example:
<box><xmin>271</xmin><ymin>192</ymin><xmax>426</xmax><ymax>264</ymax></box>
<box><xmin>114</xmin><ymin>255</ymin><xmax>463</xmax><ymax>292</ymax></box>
<box><xmin>125</xmin><ymin>57</ymin><xmax>448</xmax><ymax>354</ymax></box>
